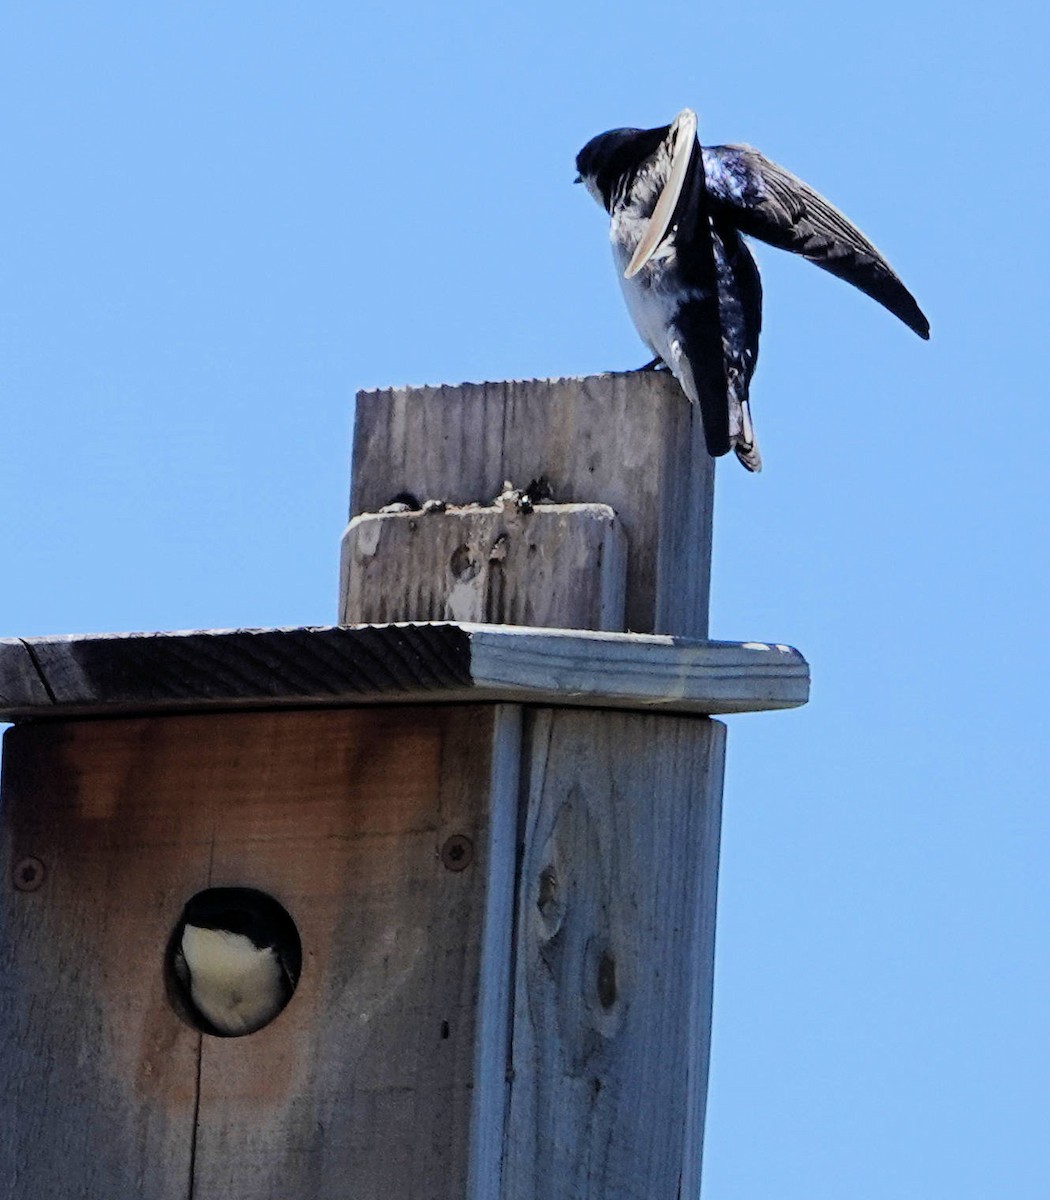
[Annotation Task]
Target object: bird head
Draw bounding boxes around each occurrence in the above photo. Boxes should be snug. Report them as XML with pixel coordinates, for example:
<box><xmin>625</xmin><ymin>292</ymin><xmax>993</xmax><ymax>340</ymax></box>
<box><xmin>575</xmin><ymin>125</ymin><xmax>668</xmax><ymax>212</ymax></box>
<box><xmin>182</xmin><ymin>887</ymin><xmax>278</xmax><ymax>947</ymax></box>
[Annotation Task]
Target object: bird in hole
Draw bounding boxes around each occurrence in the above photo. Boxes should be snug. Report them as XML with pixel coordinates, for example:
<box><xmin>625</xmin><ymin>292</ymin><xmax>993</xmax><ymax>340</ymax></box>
<box><xmin>575</xmin><ymin>109</ymin><xmax>930</xmax><ymax>471</ymax></box>
<box><xmin>169</xmin><ymin>887</ymin><xmax>302</xmax><ymax>1037</ymax></box>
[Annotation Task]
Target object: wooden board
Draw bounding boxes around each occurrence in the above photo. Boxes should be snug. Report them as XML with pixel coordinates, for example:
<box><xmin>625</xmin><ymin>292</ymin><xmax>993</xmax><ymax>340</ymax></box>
<box><xmin>0</xmin><ymin>701</ymin><xmax>736</xmax><ymax>1197</ymax></box>
<box><xmin>0</xmin><ymin>625</ymin><xmax>808</xmax><ymax>722</ymax></box>
<box><xmin>348</xmin><ymin>373</ymin><xmax>715</xmax><ymax>638</ymax></box>
<box><xmin>0</xmin><ymin>637</ymin><xmax>52</xmax><ymax>708</ymax></box>
<box><xmin>0</xmin><ymin>720</ymin><xmax>204</xmax><ymax>1199</ymax></box>
<box><xmin>340</xmin><ymin>503</ymin><xmax>627</xmax><ymax>630</ymax></box>
<box><xmin>0</xmin><ymin>706</ymin><xmax>518</xmax><ymax>1200</ymax></box>
<box><xmin>501</xmin><ymin>709</ymin><xmax>725</xmax><ymax>1200</ymax></box>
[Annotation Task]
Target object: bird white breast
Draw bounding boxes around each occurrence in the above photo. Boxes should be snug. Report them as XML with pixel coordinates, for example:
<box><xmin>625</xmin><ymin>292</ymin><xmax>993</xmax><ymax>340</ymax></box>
<box><xmin>181</xmin><ymin>924</ymin><xmax>284</xmax><ymax>1036</ymax></box>
<box><xmin>609</xmin><ymin>215</ymin><xmax>702</xmax><ymax>402</ymax></box>
<box><xmin>583</xmin><ymin>140</ymin><xmax>706</xmax><ymax>404</ymax></box>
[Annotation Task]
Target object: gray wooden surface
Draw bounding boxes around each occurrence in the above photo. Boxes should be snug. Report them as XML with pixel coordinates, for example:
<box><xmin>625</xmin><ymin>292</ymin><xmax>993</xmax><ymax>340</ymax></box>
<box><xmin>501</xmin><ymin>709</ymin><xmax>725</xmax><ymax>1200</ymax></box>
<box><xmin>346</xmin><ymin>373</ymin><xmax>714</xmax><ymax>638</ymax></box>
<box><xmin>0</xmin><ymin>639</ymin><xmax>53</xmax><ymax>708</ymax></box>
<box><xmin>0</xmin><ymin>702</ymin><xmax>727</xmax><ymax>1199</ymax></box>
<box><xmin>0</xmin><ymin>624</ymin><xmax>808</xmax><ymax>722</ymax></box>
<box><xmin>340</xmin><ymin>503</ymin><xmax>627</xmax><ymax>630</ymax></box>
<box><xmin>0</xmin><ymin>706</ymin><xmax>517</xmax><ymax>1200</ymax></box>
<box><xmin>0</xmin><ymin>720</ymin><xmax>204</xmax><ymax>1198</ymax></box>
<box><xmin>0</xmin><ymin>373</ymin><xmax>811</xmax><ymax>1198</ymax></box>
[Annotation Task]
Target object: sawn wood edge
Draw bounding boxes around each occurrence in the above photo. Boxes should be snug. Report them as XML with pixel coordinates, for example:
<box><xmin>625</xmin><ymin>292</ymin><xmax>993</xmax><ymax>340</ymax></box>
<box><xmin>0</xmin><ymin>623</ymin><xmax>809</xmax><ymax>720</ymax></box>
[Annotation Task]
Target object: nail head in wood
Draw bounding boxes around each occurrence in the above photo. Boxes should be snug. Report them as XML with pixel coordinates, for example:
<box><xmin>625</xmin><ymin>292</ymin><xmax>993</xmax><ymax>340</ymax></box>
<box><xmin>12</xmin><ymin>857</ymin><xmax>45</xmax><ymax>893</ymax></box>
<box><xmin>441</xmin><ymin>834</ymin><xmax>474</xmax><ymax>872</ymax></box>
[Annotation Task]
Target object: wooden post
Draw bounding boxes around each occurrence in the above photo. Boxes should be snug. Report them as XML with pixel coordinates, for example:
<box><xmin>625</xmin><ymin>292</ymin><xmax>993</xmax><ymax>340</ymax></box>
<box><xmin>341</xmin><ymin>371</ymin><xmax>714</xmax><ymax>637</ymax></box>
<box><xmin>340</xmin><ymin>373</ymin><xmax>724</xmax><ymax>1198</ymax></box>
<box><xmin>0</xmin><ymin>373</ymin><xmax>808</xmax><ymax>1199</ymax></box>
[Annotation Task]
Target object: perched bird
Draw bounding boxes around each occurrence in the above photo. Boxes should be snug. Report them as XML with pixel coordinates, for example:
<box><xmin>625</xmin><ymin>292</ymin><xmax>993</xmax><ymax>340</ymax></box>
<box><xmin>576</xmin><ymin>109</ymin><xmax>929</xmax><ymax>471</ymax></box>
<box><xmin>169</xmin><ymin>887</ymin><xmax>302</xmax><ymax>1037</ymax></box>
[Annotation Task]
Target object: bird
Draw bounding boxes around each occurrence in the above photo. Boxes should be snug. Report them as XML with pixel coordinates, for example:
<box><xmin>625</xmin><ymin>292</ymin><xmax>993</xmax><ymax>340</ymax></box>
<box><xmin>168</xmin><ymin>887</ymin><xmax>302</xmax><ymax>1037</ymax></box>
<box><xmin>575</xmin><ymin>109</ymin><xmax>929</xmax><ymax>471</ymax></box>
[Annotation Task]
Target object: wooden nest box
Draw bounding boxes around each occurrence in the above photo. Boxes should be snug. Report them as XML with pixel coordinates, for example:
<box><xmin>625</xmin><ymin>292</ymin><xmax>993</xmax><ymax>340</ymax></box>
<box><xmin>0</xmin><ymin>374</ymin><xmax>808</xmax><ymax>1199</ymax></box>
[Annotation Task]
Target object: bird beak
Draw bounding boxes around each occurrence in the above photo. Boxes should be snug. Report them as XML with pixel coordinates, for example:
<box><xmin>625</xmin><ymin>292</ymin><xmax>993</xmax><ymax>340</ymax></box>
<box><xmin>573</xmin><ymin>174</ymin><xmax>582</xmax><ymax>184</ymax></box>
<box><xmin>624</xmin><ymin>108</ymin><xmax>698</xmax><ymax>279</ymax></box>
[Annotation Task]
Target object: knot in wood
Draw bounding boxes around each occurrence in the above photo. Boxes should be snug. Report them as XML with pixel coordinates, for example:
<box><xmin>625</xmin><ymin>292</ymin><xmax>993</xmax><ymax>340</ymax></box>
<box><xmin>535</xmin><ymin>864</ymin><xmax>566</xmax><ymax>938</ymax></box>
<box><xmin>596</xmin><ymin>949</ymin><xmax>617</xmax><ymax>1010</ymax></box>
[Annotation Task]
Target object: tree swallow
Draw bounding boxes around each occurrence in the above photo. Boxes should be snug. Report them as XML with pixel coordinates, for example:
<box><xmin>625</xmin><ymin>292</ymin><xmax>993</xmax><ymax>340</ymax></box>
<box><xmin>168</xmin><ymin>887</ymin><xmax>302</xmax><ymax>1037</ymax></box>
<box><xmin>576</xmin><ymin>109</ymin><xmax>930</xmax><ymax>471</ymax></box>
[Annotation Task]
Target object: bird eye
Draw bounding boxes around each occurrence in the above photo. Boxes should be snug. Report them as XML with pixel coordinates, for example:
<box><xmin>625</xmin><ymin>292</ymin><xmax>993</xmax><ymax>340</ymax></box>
<box><xmin>164</xmin><ymin>886</ymin><xmax>303</xmax><ymax>1038</ymax></box>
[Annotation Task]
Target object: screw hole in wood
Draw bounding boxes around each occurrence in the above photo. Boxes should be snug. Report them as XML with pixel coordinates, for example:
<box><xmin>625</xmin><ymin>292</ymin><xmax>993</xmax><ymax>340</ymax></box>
<box><xmin>441</xmin><ymin>835</ymin><xmax>474</xmax><ymax>872</ymax></box>
<box><xmin>12</xmin><ymin>857</ymin><xmax>45</xmax><ymax>892</ymax></box>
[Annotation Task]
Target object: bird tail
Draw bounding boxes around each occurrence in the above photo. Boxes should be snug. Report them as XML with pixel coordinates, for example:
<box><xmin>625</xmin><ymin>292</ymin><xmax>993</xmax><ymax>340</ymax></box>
<box><xmin>669</xmin><ymin>338</ymin><xmax>762</xmax><ymax>470</ymax></box>
<box><xmin>729</xmin><ymin>378</ymin><xmax>762</xmax><ymax>473</ymax></box>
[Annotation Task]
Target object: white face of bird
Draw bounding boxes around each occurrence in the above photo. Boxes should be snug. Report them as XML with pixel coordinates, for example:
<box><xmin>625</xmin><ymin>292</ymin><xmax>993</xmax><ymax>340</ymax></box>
<box><xmin>581</xmin><ymin>173</ymin><xmax>605</xmax><ymax>209</ymax></box>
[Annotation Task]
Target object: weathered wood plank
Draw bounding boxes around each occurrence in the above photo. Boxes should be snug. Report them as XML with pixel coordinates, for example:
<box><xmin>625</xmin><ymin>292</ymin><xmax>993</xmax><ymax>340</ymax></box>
<box><xmin>466</xmin><ymin>706</ymin><xmax>520</xmax><ymax>1200</ymax></box>
<box><xmin>340</xmin><ymin>503</ymin><xmax>627</xmax><ymax>630</ymax></box>
<box><xmin>0</xmin><ymin>624</ymin><xmax>472</xmax><ymax>719</ymax></box>
<box><xmin>0</xmin><ymin>707</ymin><xmax>517</xmax><ymax>1199</ymax></box>
<box><xmin>466</xmin><ymin>626</ymin><xmax>808</xmax><ymax>713</ymax></box>
<box><xmin>0</xmin><ymin>721</ymin><xmax>204</xmax><ymax>1199</ymax></box>
<box><xmin>347</xmin><ymin>373</ymin><xmax>714</xmax><ymax>638</ymax></box>
<box><xmin>0</xmin><ymin>624</ymin><xmax>808</xmax><ymax>721</ymax></box>
<box><xmin>188</xmin><ymin>706</ymin><xmax>512</xmax><ymax>1199</ymax></box>
<box><xmin>0</xmin><ymin>638</ymin><xmax>52</xmax><ymax>709</ymax></box>
<box><xmin>501</xmin><ymin>709</ymin><xmax>725</xmax><ymax>1200</ymax></box>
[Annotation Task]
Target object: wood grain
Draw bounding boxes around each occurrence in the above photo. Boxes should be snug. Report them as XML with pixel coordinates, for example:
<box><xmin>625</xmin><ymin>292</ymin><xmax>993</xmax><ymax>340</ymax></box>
<box><xmin>0</xmin><ymin>638</ymin><xmax>52</xmax><ymax>708</ymax></box>
<box><xmin>0</xmin><ymin>624</ymin><xmax>808</xmax><ymax>721</ymax></box>
<box><xmin>0</xmin><ymin>720</ymin><xmax>204</xmax><ymax>1199</ymax></box>
<box><xmin>347</xmin><ymin>373</ymin><xmax>715</xmax><ymax>638</ymax></box>
<box><xmin>465</xmin><ymin>626</ymin><xmax>808</xmax><ymax>713</ymax></box>
<box><xmin>501</xmin><ymin>709</ymin><xmax>726</xmax><ymax>1200</ymax></box>
<box><xmin>0</xmin><ymin>706</ymin><xmax>516</xmax><ymax>1199</ymax></box>
<box><xmin>466</xmin><ymin>707</ymin><xmax>520</xmax><ymax>1200</ymax></box>
<box><xmin>340</xmin><ymin>503</ymin><xmax>627</xmax><ymax>631</ymax></box>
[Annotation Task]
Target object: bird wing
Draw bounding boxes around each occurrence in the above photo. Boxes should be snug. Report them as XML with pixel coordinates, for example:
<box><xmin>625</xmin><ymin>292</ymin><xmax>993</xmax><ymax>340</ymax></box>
<box><xmin>703</xmin><ymin>145</ymin><xmax>930</xmax><ymax>339</ymax></box>
<box><xmin>648</xmin><ymin>112</ymin><xmax>735</xmax><ymax>459</ymax></box>
<box><xmin>277</xmin><ymin>948</ymin><xmax>300</xmax><ymax>994</ymax></box>
<box><xmin>172</xmin><ymin>940</ymin><xmax>191</xmax><ymax>990</ymax></box>
<box><xmin>624</xmin><ymin>108</ymin><xmax>698</xmax><ymax>278</ymax></box>
<box><xmin>667</xmin><ymin>297</ymin><xmax>731</xmax><ymax>458</ymax></box>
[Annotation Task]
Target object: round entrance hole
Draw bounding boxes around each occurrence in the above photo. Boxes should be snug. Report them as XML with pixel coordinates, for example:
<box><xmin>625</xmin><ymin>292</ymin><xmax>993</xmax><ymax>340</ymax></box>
<box><xmin>165</xmin><ymin>887</ymin><xmax>302</xmax><ymax>1037</ymax></box>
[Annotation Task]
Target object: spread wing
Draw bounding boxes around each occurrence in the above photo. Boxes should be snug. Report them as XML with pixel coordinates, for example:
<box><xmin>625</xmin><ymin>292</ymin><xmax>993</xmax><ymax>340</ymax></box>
<box><xmin>624</xmin><ymin>108</ymin><xmax>698</xmax><ymax>278</ymax></box>
<box><xmin>640</xmin><ymin>112</ymin><xmax>735</xmax><ymax>458</ymax></box>
<box><xmin>702</xmin><ymin>144</ymin><xmax>930</xmax><ymax>339</ymax></box>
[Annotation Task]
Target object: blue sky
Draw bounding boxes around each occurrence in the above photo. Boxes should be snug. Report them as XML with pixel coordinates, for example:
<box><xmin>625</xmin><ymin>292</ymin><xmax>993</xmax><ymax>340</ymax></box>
<box><xmin>2</xmin><ymin>4</ymin><xmax>1047</xmax><ymax>1196</ymax></box>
